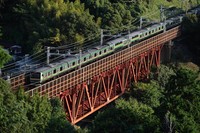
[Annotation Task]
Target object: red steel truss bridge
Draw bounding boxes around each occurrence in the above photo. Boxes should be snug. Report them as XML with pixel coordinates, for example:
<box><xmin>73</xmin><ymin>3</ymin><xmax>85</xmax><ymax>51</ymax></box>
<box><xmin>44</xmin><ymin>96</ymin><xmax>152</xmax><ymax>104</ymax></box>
<box><xmin>10</xmin><ymin>26</ymin><xmax>181</xmax><ymax>124</ymax></box>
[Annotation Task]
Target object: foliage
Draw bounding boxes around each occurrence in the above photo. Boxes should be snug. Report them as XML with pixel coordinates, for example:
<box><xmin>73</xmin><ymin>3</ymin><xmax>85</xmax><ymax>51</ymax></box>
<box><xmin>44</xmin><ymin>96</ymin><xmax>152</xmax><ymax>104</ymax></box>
<box><xmin>0</xmin><ymin>83</ymin><xmax>75</xmax><ymax>133</ymax></box>
<box><xmin>1</xmin><ymin>0</ymin><xmax>200</xmax><ymax>132</ymax></box>
<box><xmin>91</xmin><ymin>98</ymin><xmax>160</xmax><ymax>133</ymax></box>
<box><xmin>157</xmin><ymin>65</ymin><xmax>175</xmax><ymax>87</ymax></box>
<box><xmin>91</xmin><ymin>65</ymin><xmax>200</xmax><ymax>133</ymax></box>
<box><xmin>2</xmin><ymin>0</ymin><xmax>199</xmax><ymax>53</ymax></box>
<box><xmin>2</xmin><ymin>0</ymin><xmax>99</xmax><ymax>53</ymax></box>
<box><xmin>132</xmin><ymin>81</ymin><xmax>163</xmax><ymax>108</ymax></box>
<box><xmin>0</xmin><ymin>79</ymin><xmax>31</xmax><ymax>133</ymax></box>
<box><xmin>45</xmin><ymin>98</ymin><xmax>75</xmax><ymax>133</ymax></box>
<box><xmin>0</xmin><ymin>46</ymin><xmax>12</xmax><ymax>68</ymax></box>
<box><xmin>160</xmin><ymin>68</ymin><xmax>200</xmax><ymax>132</ymax></box>
<box><xmin>182</xmin><ymin>13</ymin><xmax>200</xmax><ymax>56</ymax></box>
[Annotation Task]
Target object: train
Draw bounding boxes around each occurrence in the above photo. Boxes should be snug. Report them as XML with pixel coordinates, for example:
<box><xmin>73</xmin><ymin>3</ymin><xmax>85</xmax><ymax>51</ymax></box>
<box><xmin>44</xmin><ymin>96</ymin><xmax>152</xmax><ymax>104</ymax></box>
<box><xmin>30</xmin><ymin>7</ymin><xmax>199</xmax><ymax>84</ymax></box>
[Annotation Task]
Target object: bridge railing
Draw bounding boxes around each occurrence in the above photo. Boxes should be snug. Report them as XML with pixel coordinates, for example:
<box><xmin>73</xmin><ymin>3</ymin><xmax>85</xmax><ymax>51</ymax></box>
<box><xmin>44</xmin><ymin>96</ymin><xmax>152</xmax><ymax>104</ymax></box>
<box><xmin>26</xmin><ymin>26</ymin><xmax>181</xmax><ymax>98</ymax></box>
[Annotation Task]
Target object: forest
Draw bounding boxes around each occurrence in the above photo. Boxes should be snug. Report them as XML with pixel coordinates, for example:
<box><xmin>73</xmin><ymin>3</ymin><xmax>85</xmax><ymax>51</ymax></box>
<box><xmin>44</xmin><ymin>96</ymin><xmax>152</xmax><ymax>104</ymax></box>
<box><xmin>0</xmin><ymin>0</ymin><xmax>199</xmax><ymax>53</ymax></box>
<box><xmin>0</xmin><ymin>0</ymin><xmax>200</xmax><ymax>133</ymax></box>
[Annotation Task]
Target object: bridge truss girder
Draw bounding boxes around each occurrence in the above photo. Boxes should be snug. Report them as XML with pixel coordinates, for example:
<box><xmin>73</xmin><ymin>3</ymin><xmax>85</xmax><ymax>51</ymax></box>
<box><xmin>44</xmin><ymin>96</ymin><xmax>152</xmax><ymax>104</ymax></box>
<box><xmin>60</xmin><ymin>44</ymin><xmax>163</xmax><ymax>124</ymax></box>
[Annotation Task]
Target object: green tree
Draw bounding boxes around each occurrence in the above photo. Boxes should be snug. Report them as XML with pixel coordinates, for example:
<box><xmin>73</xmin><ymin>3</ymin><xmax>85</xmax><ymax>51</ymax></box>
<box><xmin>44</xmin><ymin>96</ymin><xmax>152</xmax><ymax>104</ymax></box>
<box><xmin>132</xmin><ymin>81</ymin><xmax>163</xmax><ymax>108</ymax></box>
<box><xmin>91</xmin><ymin>98</ymin><xmax>160</xmax><ymax>133</ymax></box>
<box><xmin>45</xmin><ymin>98</ymin><xmax>75</xmax><ymax>133</ymax></box>
<box><xmin>157</xmin><ymin>65</ymin><xmax>175</xmax><ymax>87</ymax></box>
<box><xmin>0</xmin><ymin>46</ymin><xmax>11</xmax><ymax>68</ymax></box>
<box><xmin>16</xmin><ymin>88</ymin><xmax>76</xmax><ymax>133</ymax></box>
<box><xmin>160</xmin><ymin>68</ymin><xmax>200</xmax><ymax>132</ymax></box>
<box><xmin>9</xmin><ymin>0</ymin><xmax>99</xmax><ymax>53</ymax></box>
<box><xmin>26</xmin><ymin>94</ymin><xmax>52</xmax><ymax>133</ymax></box>
<box><xmin>182</xmin><ymin>13</ymin><xmax>200</xmax><ymax>56</ymax></box>
<box><xmin>0</xmin><ymin>79</ymin><xmax>31</xmax><ymax>133</ymax></box>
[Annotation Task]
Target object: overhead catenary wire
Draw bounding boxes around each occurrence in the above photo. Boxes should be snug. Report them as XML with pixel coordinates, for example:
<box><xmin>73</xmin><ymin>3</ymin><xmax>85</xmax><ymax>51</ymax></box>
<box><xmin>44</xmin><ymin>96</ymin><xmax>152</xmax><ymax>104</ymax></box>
<box><xmin>6</xmin><ymin>52</ymin><xmax>64</xmax><ymax>82</ymax></box>
<box><xmin>50</xmin><ymin>33</ymin><xmax>101</xmax><ymax>50</ymax></box>
<box><xmin>23</xmin><ymin>55</ymin><xmax>66</xmax><ymax>87</ymax></box>
<box><xmin>5</xmin><ymin>6</ymin><xmax>166</xmax><ymax>82</ymax></box>
<box><xmin>2</xmin><ymin>33</ymin><xmax>100</xmax><ymax>70</ymax></box>
<box><xmin>1</xmin><ymin>51</ymin><xmax>46</xmax><ymax>71</ymax></box>
<box><xmin>2</xmin><ymin>49</ymin><xmax>45</xmax><ymax>69</ymax></box>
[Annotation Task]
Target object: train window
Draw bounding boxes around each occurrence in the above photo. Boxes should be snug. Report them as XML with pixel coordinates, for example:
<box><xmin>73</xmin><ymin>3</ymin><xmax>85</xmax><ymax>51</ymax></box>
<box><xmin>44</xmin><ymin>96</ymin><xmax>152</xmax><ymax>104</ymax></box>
<box><xmin>31</xmin><ymin>73</ymin><xmax>40</xmax><ymax>78</ymax></box>
<box><xmin>159</xmin><ymin>27</ymin><xmax>161</xmax><ymax>30</ymax></box>
<box><xmin>42</xmin><ymin>74</ymin><xmax>44</xmax><ymax>77</ymax></box>
<box><xmin>134</xmin><ymin>35</ymin><xmax>138</xmax><ymax>39</ymax></box>
<box><xmin>145</xmin><ymin>33</ymin><xmax>148</xmax><ymax>36</ymax></box>
<box><xmin>94</xmin><ymin>53</ymin><xmax>97</xmax><ymax>57</ymax></box>
<box><xmin>116</xmin><ymin>41</ymin><xmax>122</xmax><ymax>46</ymax></box>
<box><xmin>72</xmin><ymin>62</ymin><xmax>76</xmax><ymax>66</ymax></box>
<box><xmin>53</xmin><ymin>69</ymin><xmax>56</xmax><ymax>74</ymax></box>
<box><xmin>84</xmin><ymin>57</ymin><xmax>87</xmax><ymax>61</ymax></box>
<box><xmin>99</xmin><ymin>51</ymin><xmax>101</xmax><ymax>55</ymax></box>
<box><xmin>104</xmin><ymin>49</ymin><xmax>107</xmax><ymax>53</ymax></box>
<box><xmin>60</xmin><ymin>67</ymin><xmax>63</xmax><ymax>71</ymax></box>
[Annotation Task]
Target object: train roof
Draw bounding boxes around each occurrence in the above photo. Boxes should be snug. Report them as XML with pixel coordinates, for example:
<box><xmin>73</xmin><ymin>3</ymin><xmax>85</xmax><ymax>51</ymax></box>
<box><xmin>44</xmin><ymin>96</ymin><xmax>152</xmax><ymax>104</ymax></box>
<box><xmin>165</xmin><ymin>19</ymin><xmax>173</xmax><ymax>23</ymax></box>
<box><xmin>87</xmin><ymin>45</ymin><xmax>109</xmax><ymax>53</ymax></box>
<box><xmin>34</xmin><ymin>56</ymin><xmax>78</xmax><ymax>73</ymax></box>
<box><xmin>81</xmin><ymin>51</ymin><xmax>91</xmax><ymax>56</ymax></box>
<box><xmin>92</xmin><ymin>45</ymin><xmax>108</xmax><ymax>50</ymax></box>
<box><xmin>138</xmin><ymin>29</ymin><xmax>148</xmax><ymax>34</ymax></box>
<box><xmin>128</xmin><ymin>31</ymin><xmax>141</xmax><ymax>37</ymax></box>
<box><xmin>106</xmin><ymin>36</ymin><xmax>127</xmax><ymax>45</ymax></box>
<box><xmin>146</xmin><ymin>23</ymin><xmax>163</xmax><ymax>30</ymax></box>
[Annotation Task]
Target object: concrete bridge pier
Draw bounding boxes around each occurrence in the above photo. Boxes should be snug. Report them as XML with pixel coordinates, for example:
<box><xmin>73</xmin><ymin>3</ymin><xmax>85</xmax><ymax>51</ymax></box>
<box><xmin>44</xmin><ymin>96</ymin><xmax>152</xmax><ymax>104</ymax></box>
<box><xmin>161</xmin><ymin>40</ymin><xmax>173</xmax><ymax>63</ymax></box>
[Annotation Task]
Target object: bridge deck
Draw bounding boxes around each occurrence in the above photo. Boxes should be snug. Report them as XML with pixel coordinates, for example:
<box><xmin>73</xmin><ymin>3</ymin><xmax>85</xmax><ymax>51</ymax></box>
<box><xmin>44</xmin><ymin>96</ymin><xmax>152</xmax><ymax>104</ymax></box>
<box><xmin>26</xmin><ymin>26</ymin><xmax>181</xmax><ymax>98</ymax></box>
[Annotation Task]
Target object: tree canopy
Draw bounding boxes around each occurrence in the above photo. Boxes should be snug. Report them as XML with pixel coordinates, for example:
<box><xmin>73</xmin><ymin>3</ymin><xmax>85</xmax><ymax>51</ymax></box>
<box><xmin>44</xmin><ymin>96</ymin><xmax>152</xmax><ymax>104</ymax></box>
<box><xmin>0</xmin><ymin>83</ymin><xmax>75</xmax><ymax>133</ymax></box>
<box><xmin>1</xmin><ymin>0</ymin><xmax>200</xmax><ymax>53</ymax></box>
<box><xmin>0</xmin><ymin>46</ymin><xmax>11</xmax><ymax>68</ymax></box>
<box><xmin>90</xmin><ymin>65</ymin><xmax>200</xmax><ymax>133</ymax></box>
<box><xmin>0</xmin><ymin>0</ymin><xmax>200</xmax><ymax>132</ymax></box>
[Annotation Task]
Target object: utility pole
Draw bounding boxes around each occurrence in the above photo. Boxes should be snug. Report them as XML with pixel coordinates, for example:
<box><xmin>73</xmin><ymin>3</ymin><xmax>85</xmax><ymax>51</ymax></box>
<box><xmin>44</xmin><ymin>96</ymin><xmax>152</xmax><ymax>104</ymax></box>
<box><xmin>164</xmin><ymin>19</ymin><xmax>166</xmax><ymax>32</ymax></box>
<box><xmin>160</xmin><ymin>5</ymin><xmax>165</xmax><ymax>22</ymax></box>
<box><xmin>160</xmin><ymin>5</ymin><xmax>166</xmax><ymax>32</ymax></box>
<box><xmin>100</xmin><ymin>29</ymin><xmax>104</xmax><ymax>46</ymax></box>
<box><xmin>47</xmin><ymin>47</ymin><xmax>50</xmax><ymax>65</ymax></box>
<box><xmin>100</xmin><ymin>29</ymin><xmax>113</xmax><ymax>45</ymax></box>
<box><xmin>128</xmin><ymin>30</ymin><xmax>131</xmax><ymax>47</ymax></box>
<box><xmin>139</xmin><ymin>17</ymin><xmax>143</xmax><ymax>29</ymax></box>
<box><xmin>24</xmin><ymin>54</ymin><xmax>29</xmax><ymax>72</ymax></box>
<box><xmin>79</xmin><ymin>49</ymin><xmax>82</xmax><ymax>69</ymax></box>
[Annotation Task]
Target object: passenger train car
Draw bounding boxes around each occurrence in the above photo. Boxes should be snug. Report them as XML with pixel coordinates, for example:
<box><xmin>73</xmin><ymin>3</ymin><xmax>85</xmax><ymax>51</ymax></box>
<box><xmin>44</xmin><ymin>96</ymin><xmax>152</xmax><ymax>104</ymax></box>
<box><xmin>30</xmin><ymin>7</ymin><xmax>199</xmax><ymax>84</ymax></box>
